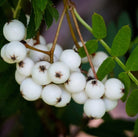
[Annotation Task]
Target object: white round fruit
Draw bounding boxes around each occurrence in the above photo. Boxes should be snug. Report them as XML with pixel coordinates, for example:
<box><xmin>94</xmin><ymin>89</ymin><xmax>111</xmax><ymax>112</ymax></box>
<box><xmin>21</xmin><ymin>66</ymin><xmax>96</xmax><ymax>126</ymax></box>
<box><xmin>39</xmin><ymin>35</ymin><xmax>46</xmax><ymax>45</ymax></box>
<box><xmin>59</xmin><ymin>49</ymin><xmax>81</xmax><ymax>71</ymax></box>
<box><xmin>5</xmin><ymin>41</ymin><xmax>27</xmax><ymax>63</ymax></box>
<box><xmin>48</xmin><ymin>61</ymin><xmax>70</xmax><ymax>84</ymax></box>
<box><xmin>41</xmin><ymin>84</ymin><xmax>62</xmax><ymax>105</ymax></box>
<box><xmin>92</xmin><ymin>51</ymin><xmax>108</xmax><ymax>68</ymax></box>
<box><xmin>64</xmin><ymin>72</ymin><xmax>86</xmax><ymax>93</ymax></box>
<box><xmin>32</xmin><ymin>61</ymin><xmax>51</xmax><ymax>85</ymax></box>
<box><xmin>104</xmin><ymin>78</ymin><xmax>125</xmax><ymax>100</ymax></box>
<box><xmin>20</xmin><ymin>78</ymin><xmax>42</xmax><ymax>101</ymax></box>
<box><xmin>83</xmin><ymin>99</ymin><xmax>106</xmax><ymax>118</ymax></box>
<box><xmin>72</xmin><ymin>90</ymin><xmax>88</xmax><ymax>104</ymax></box>
<box><xmin>85</xmin><ymin>79</ymin><xmax>105</xmax><ymax>99</ymax></box>
<box><xmin>47</xmin><ymin>43</ymin><xmax>63</xmax><ymax>62</ymax></box>
<box><xmin>15</xmin><ymin>70</ymin><xmax>26</xmax><ymax>85</ymax></box>
<box><xmin>29</xmin><ymin>44</ymin><xmax>49</xmax><ymax>62</ymax></box>
<box><xmin>16</xmin><ymin>57</ymin><xmax>34</xmax><ymax>77</ymax></box>
<box><xmin>3</xmin><ymin>19</ymin><xmax>26</xmax><ymax>41</ymax></box>
<box><xmin>103</xmin><ymin>97</ymin><xmax>118</xmax><ymax>111</ymax></box>
<box><xmin>0</xmin><ymin>44</ymin><xmax>14</xmax><ymax>64</ymax></box>
<box><xmin>55</xmin><ymin>86</ymin><xmax>71</xmax><ymax>107</ymax></box>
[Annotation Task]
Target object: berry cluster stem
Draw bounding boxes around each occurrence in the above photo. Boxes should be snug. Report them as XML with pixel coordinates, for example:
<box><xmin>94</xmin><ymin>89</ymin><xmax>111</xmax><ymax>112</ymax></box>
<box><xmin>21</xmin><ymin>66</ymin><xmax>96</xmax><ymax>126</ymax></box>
<box><xmin>13</xmin><ymin>0</ymin><xmax>22</xmax><ymax>19</ymax></box>
<box><xmin>73</xmin><ymin>8</ymin><xmax>138</xmax><ymax>86</ymax></box>
<box><xmin>69</xmin><ymin>1</ymin><xmax>98</xmax><ymax>79</ymax></box>
<box><xmin>49</xmin><ymin>1</ymin><xmax>68</xmax><ymax>63</ymax></box>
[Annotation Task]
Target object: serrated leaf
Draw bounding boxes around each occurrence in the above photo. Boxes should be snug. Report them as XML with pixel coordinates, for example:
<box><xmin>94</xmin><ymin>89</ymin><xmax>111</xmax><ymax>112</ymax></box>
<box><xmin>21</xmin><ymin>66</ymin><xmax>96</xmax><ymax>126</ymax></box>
<box><xmin>126</xmin><ymin>89</ymin><xmax>138</xmax><ymax>116</ymax></box>
<box><xmin>92</xmin><ymin>13</ymin><xmax>107</xmax><ymax>39</ymax></box>
<box><xmin>126</xmin><ymin>46</ymin><xmax>138</xmax><ymax>71</ymax></box>
<box><xmin>111</xmin><ymin>25</ymin><xmax>131</xmax><ymax>56</ymax></box>
<box><xmin>118</xmin><ymin>72</ymin><xmax>131</xmax><ymax>102</ymax></box>
<box><xmin>97</xmin><ymin>57</ymin><xmax>115</xmax><ymax>81</ymax></box>
<box><xmin>134</xmin><ymin>118</ymin><xmax>138</xmax><ymax>136</ymax></box>
<box><xmin>32</xmin><ymin>0</ymin><xmax>48</xmax><ymax>30</ymax></box>
<box><xmin>78</xmin><ymin>40</ymin><xmax>98</xmax><ymax>58</ymax></box>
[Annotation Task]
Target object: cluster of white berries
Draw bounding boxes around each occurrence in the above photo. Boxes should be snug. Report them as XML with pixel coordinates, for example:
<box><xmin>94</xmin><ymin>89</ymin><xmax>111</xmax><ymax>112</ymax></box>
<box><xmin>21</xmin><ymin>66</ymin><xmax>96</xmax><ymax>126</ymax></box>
<box><xmin>0</xmin><ymin>19</ymin><xmax>125</xmax><ymax>119</ymax></box>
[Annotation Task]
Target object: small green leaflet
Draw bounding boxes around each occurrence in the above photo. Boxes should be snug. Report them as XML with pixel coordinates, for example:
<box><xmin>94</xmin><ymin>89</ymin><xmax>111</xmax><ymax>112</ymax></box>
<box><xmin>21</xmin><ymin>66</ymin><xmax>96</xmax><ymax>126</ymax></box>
<box><xmin>126</xmin><ymin>89</ymin><xmax>138</xmax><ymax>116</ymax></box>
<box><xmin>78</xmin><ymin>40</ymin><xmax>98</xmax><ymax>58</ymax></box>
<box><xmin>126</xmin><ymin>45</ymin><xmax>138</xmax><ymax>71</ymax></box>
<box><xmin>118</xmin><ymin>72</ymin><xmax>130</xmax><ymax>102</ymax></box>
<box><xmin>92</xmin><ymin>13</ymin><xmax>107</xmax><ymax>39</ymax></box>
<box><xmin>97</xmin><ymin>57</ymin><xmax>115</xmax><ymax>81</ymax></box>
<box><xmin>32</xmin><ymin>0</ymin><xmax>48</xmax><ymax>30</ymax></box>
<box><xmin>111</xmin><ymin>25</ymin><xmax>131</xmax><ymax>56</ymax></box>
<box><xmin>134</xmin><ymin>118</ymin><xmax>138</xmax><ymax>136</ymax></box>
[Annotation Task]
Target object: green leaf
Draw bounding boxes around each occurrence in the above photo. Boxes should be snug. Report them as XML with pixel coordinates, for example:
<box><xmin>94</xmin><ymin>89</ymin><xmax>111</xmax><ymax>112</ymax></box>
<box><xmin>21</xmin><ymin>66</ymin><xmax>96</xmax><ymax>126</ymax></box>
<box><xmin>44</xmin><ymin>7</ymin><xmax>53</xmax><ymax>29</ymax></box>
<box><xmin>118</xmin><ymin>72</ymin><xmax>131</xmax><ymax>102</ymax></box>
<box><xmin>78</xmin><ymin>40</ymin><xmax>98</xmax><ymax>58</ymax></box>
<box><xmin>126</xmin><ymin>46</ymin><xmax>138</xmax><ymax>71</ymax></box>
<box><xmin>134</xmin><ymin>118</ymin><xmax>138</xmax><ymax>136</ymax></box>
<box><xmin>92</xmin><ymin>13</ymin><xmax>107</xmax><ymax>39</ymax></box>
<box><xmin>126</xmin><ymin>89</ymin><xmax>138</xmax><ymax>116</ymax></box>
<box><xmin>111</xmin><ymin>25</ymin><xmax>131</xmax><ymax>56</ymax></box>
<box><xmin>27</xmin><ymin>10</ymin><xmax>37</xmax><ymax>39</ymax></box>
<box><xmin>97</xmin><ymin>57</ymin><xmax>115</xmax><ymax>81</ymax></box>
<box><xmin>32</xmin><ymin>0</ymin><xmax>48</xmax><ymax>30</ymax></box>
<box><xmin>0</xmin><ymin>0</ymin><xmax>6</xmax><ymax>6</ymax></box>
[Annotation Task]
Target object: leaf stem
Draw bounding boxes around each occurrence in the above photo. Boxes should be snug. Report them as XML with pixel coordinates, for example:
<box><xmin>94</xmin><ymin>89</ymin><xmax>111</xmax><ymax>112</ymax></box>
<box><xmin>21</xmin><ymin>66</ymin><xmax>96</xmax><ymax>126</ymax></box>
<box><xmin>73</xmin><ymin>8</ymin><xmax>138</xmax><ymax>85</ymax></box>
<box><xmin>69</xmin><ymin>2</ymin><xmax>98</xmax><ymax>79</ymax></box>
<box><xmin>50</xmin><ymin>1</ymin><xmax>67</xmax><ymax>63</ymax></box>
<box><xmin>13</xmin><ymin>0</ymin><xmax>22</xmax><ymax>19</ymax></box>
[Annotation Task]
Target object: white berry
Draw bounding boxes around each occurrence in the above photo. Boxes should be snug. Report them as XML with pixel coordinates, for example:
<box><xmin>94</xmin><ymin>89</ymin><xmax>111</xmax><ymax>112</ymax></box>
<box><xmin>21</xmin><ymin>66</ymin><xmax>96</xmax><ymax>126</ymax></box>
<box><xmin>64</xmin><ymin>72</ymin><xmax>86</xmax><ymax>93</ymax></box>
<box><xmin>85</xmin><ymin>79</ymin><xmax>105</xmax><ymax>99</ymax></box>
<box><xmin>16</xmin><ymin>57</ymin><xmax>34</xmax><ymax>77</ymax></box>
<box><xmin>103</xmin><ymin>97</ymin><xmax>118</xmax><ymax>111</ymax></box>
<box><xmin>48</xmin><ymin>61</ymin><xmax>70</xmax><ymax>84</ymax></box>
<box><xmin>72</xmin><ymin>90</ymin><xmax>88</xmax><ymax>104</ymax></box>
<box><xmin>15</xmin><ymin>70</ymin><xmax>26</xmax><ymax>85</ymax></box>
<box><xmin>41</xmin><ymin>84</ymin><xmax>62</xmax><ymax>105</ymax></box>
<box><xmin>3</xmin><ymin>19</ymin><xmax>26</xmax><ymax>41</ymax></box>
<box><xmin>32</xmin><ymin>61</ymin><xmax>51</xmax><ymax>85</ymax></box>
<box><xmin>29</xmin><ymin>44</ymin><xmax>49</xmax><ymax>62</ymax></box>
<box><xmin>104</xmin><ymin>78</ymin><xmax>125</xmax><ymax>100</ymax></box>
<box><xmin>5</xmin><ymin>41</ymin><xmax>27</xmax><ymax>63</ymax></box>
<box><xmin>39</xmin><ymin>35</ymin><xmax>46</xmax><ymax>45</ymax></box>
<box><xmin>55</xmin><ymin>85</ymin><xmax>71</xmax><ymax>107</ymax></box>
<box><xmin>92</xmin><ymin>51</ymin><xmax>108</xmax><ymax>68</ymax></box>
<box><xmin>20</xmin><ymin>78</ymin><xmax>42</xmax><ymax>101</ymax></box>
<box><xmin>59</xmin><ymin>49</ymin><xmax>81</xmax><ymax>71</ymax></box>
<box><xmin>84</xmin><ymin>99</ymin><xmax>106</xmax><ymax>118</ymax></box>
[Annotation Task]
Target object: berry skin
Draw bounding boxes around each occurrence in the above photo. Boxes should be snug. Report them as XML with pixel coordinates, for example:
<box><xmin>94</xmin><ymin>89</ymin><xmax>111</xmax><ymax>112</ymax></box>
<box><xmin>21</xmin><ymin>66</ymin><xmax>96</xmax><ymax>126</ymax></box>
<box><xmin>47</xmin><ymin>43</ymin><xmax>63</xmax><ymax>62</ymax></box>
<box><xmin>20</xmin><ymin>78</ymin><xmax>42</xmax><ymax>101</ymax></box>
<box><xmin>104</xmin><ymin>78</ymin><xmax>125</xmax><ymax>100</ymax></box>
<box><xmin>15</xmin><ymin>70</ymin><xmax>26</xmax><ymax>85</ymax></box>
<box><xmin>5</xmin><ymin>41</ymin><xmax>27</xmax><ymax>63</ymax></box>
<box><xmin>85</xmin><ymin>79</ymin><xmax>105</xmax><ymax>99</ymax></box>
<box><xmin>72</xmin><ymin>90</ymin><xmax>88</xmax><ymax>104</ymax></box>
<box><xmin>41</xmin><ymin>84</ymin><xmax>62</xmax><ymax>105</ymax></box>
<box><xmin>92</xmin><ymin>51</ymin><xmax>108</xmax><ymax>68</ymax></box>
<box><xmin>29</xmin><ymin>44</ymin><xmax>49</xmax><ymax>62</ymax></box>
<box><xmin>48</xmin><ymin>61</ymin><xmax>70</xmax><ymax>84</ymax></box>
<box><xmin>39</xmin><ymin>35</ymin><xmax>46</xmax><ymax>45</ymax></box>
<box><xmin>55</xmin><ymin>85</ymin><xmax>71</xmax><ymax>107</ymax></box>
<box><xmin>32</xmin><ymin>61</ymin><xmax>51</xmax><ymax>85</ymax></box>
<box><xmin>3</xmin><ymin>19</ymin><xmax>26</xmax><ymax>41</ymax></box>
<box><xmin>16</xmin><ymin>57</ymin><xmax>34</xmax><ymax>77</ymax></box>
<box><xmin>83</xmin><ymin>99</ymin><xmax>106</xmax><ymax>118</ymax></box>
<box><xmin>59</xmin><ymin>49</ymin><xmax>81</xmax><ymax>71</ymax></box>
<box><xmin>1</xmin><ymin>44</ymin><xmax>14</xmax><ymax>64</ymax></box>
<box><xmin>64</xmin><ymin>72</ymin><xmax>86</xmax><ymax>93</ymax></box>
<box><xmin>103</xmin><ymin>97</ymin><xmax>118</xmax><ymax>111</ymax></box>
